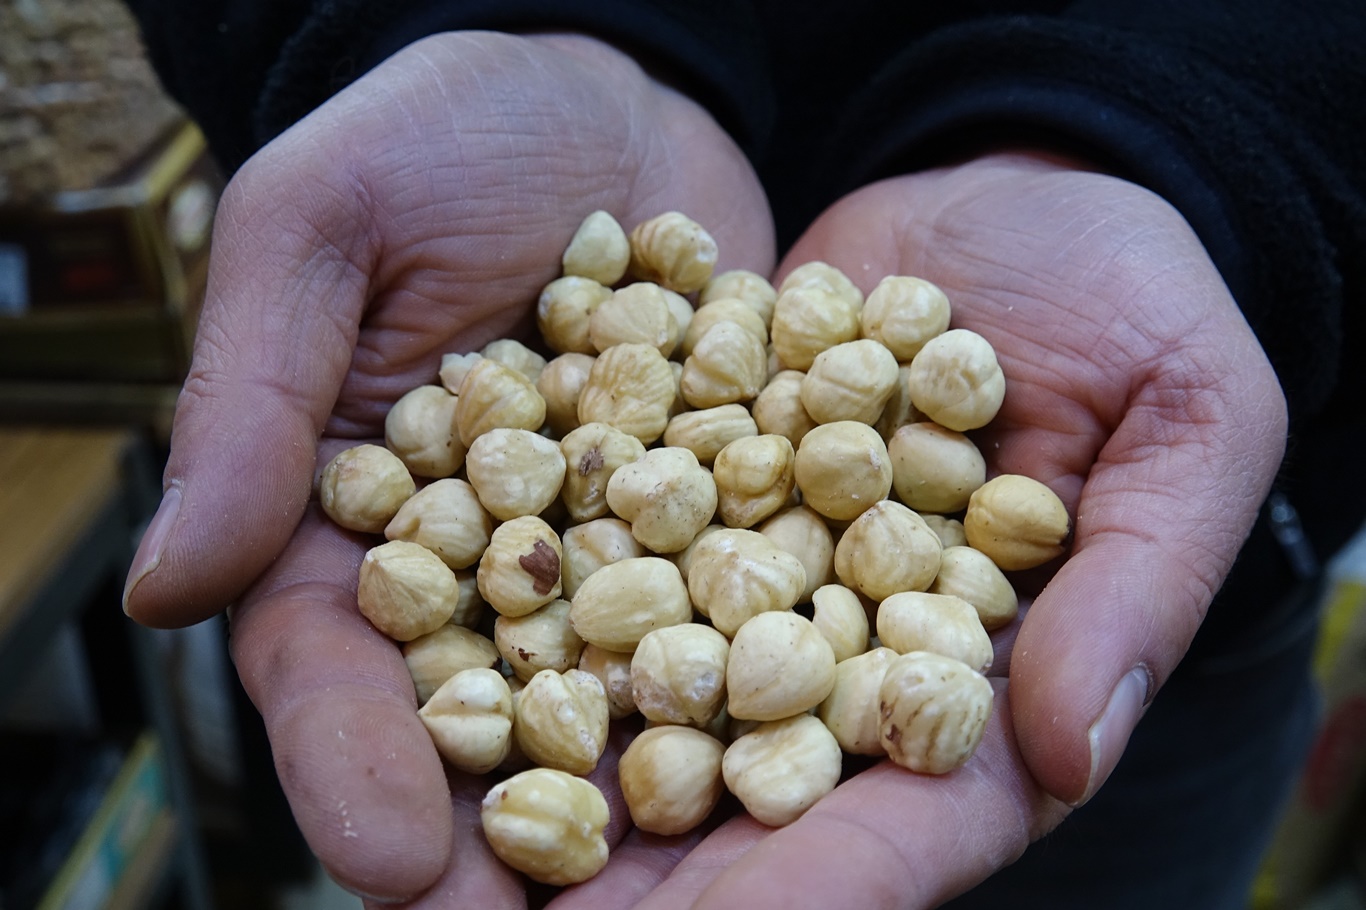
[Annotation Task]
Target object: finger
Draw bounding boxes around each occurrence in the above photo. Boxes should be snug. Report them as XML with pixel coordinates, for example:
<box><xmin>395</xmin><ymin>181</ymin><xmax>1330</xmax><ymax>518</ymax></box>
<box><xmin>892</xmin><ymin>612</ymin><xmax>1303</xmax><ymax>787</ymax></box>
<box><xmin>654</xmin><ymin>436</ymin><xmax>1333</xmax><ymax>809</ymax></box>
<box><xmin>229</xmin><ymin>507</ymin><xmax>454</xmax><ymax>901</ymax></box>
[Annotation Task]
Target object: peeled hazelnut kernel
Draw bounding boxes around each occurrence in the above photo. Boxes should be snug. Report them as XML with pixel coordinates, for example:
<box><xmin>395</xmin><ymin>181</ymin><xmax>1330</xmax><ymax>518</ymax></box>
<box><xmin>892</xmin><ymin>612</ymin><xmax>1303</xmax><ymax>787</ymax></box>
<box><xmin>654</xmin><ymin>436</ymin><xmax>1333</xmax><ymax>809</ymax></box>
<box><xmin>922</xmin><ymin>515</ymin><xmax>968</xmax><ymax>549</ymax></box>
<box><xmin>834</xmin><ymin>500</ymin><xmax>943</xmax><ymax>601</ymax></box>
<box><xmin>537</xmin><ymin>276</ymin><xmax>612</xmax><ymax>355</ymax></box>
<box><xmin>439</xmin><ymin>352</ymin><xmax>484</xmax><ymax>394</ymax></box>
<box><xmin>384</xmin><ymin>478</ymin><xmax>492</xmax><ymax>570</ymax></box>
<box><xmin>628</xmin><ymin>211</ymin><xmax>718</xmax><ymax>293</ymax></box>
<box><xmin>752</xmin><ymin>370</ymin><xmax>818</xmax><ymax>448</ymax></box>
<box><xmin>800</xmin><ymin>339</ymin><xmax>901</xmax><ymax>425</ymax></box>
<box><xmin>879</xmin><ymin>650</ymin><xmax>993</xmax><ymax>774</ymax></box>
<box><xmin>357</xmin><ymin>540</ymin><xmax>458</xmax><ymax>641</ymax></box>
<box><xmin>722</xmin><ymin>713</ymin><xmax>842</xmax><ymax>827</ymax></box>
<box><xmin>606</xmin><ymin>447</ymin><xmax>718</xmax><ymax>553</ymax></box>
<box><xmin>402</xmin><ymin>622</ymin><xmax>501</xmax><ymax>704</ymax></box>
<box><xmin>669</xmin><ymin>524</ymin><xmax>726</xmax><ymax>592</ymax></box>
<box><xmin>590</xmin><ymin>282</ymin><xmax>679</xmax><ymax>357</ymax></box>
<box><xmin>476</xmin><ymin>516</ymin><xmax>563</xmax><ymax>618</ymax></box>
<box><xmin>859</xmin><ymin>275</ymin><xmax>952</xmax><ymax>361</ymax></box>
<box><xmin>568</xmin><ymin>557</ymin><xmax>692</xmax><ymax>652</ymax></box>
<box><xmin>757</xmin><ymin>505</ymin><xmax>835</xmax><ymax>602</ymax></box>
<box><xmin>559</xmin><ymin>422</ymin><xmax>647</xmax><ymax>524</ymax></box>
<box><xmin>875</xmin><ymin>365</ymin><xmax>927</xmax><ymax>440</ymax></box>
<box><xmin>713</xmin><ymin>434</ymin><xmax>796</xmax><ymax>529</ymax></box>
<box><xmin>456</xmin><ymin>357</ymin><xmax>547</xmax><ymax>442</ymax></box>
<box><xmin>513</xmin><ymin>669</ymin><xmax>610</xmax><ymax>775</ymax></box>
<box><xmin>680</xmin><ymin>322</ymin><xmax>768</xmax><ymax>409</ymax></box>
<box><xmin>562</xmin><ymin>210</ymin><xmax>630</xmax><ymax>285</ymax></box>
<box><xmin>809</xmin><ymin>584</ymin><xmax>871</xmax><ymax>663</ymax></box>
<box><xmin>726</xmin><ymin>611</ymin><xmax>837</xmax><ymax>721</ymax></box>
<box><xmin>384</xmin><ymin>385</ymin><xmax>466</xmax><ymax>479</ymax></box>
<box><xmin>888</xmin><ymin>422</ymin><xmax>986</xmax><ymax>514</ymax></box>
<box><xmin>495</xmin><ymin>599</ymin><xmax>585</xmax><ymax>682</ymax></box>
<box><xmin>664</xmin><ymin>404</ymin><xmax>759</xmax><ymax>466</ymax></box>
<box><xmin>930</xmin><ymin>545</ymin><xmax>1019</xmax><ymax>630</ymax></box>
<box><xmin>778</xmin><ymin>261</ymin><xmax>864</xmax><ymax>307</ymax></box>
<box><xmin>465</xmin><ymin>428</ymin><xmax>566</xmax><ymax>521</ymax></box>
<box><xmin>619</xmin><ymin>726</ymin><xmax>726</xmax><ymax>836</ymax></box>
<box><xmin>876</xmin><ymin>592</ymin><xmax>993</xmax><ymax>673</ymax></box>
<box><xmin>770</xmin><ymin>285</ymin><xmax>862</xmax><ymax>371</ymax></box>
<box><xmin>699</xmin><ymin>269</ymin><xmax>778</xmax><ymax>327</ymax></box>
<box><xmin>793</xmin><ymin>421</ymin><xmax>893</xmax><ymax>522</ymax></box>
<box><xmin>561</xmin><ymin>517</ymin><xmax>644</xmax><ymax>600</ymax></box>
<box><xmin>320</xmin><ymin>444</ymin><xmax>415</xmax><ymax>533</ymax></box>
<box><xmin>578</xmin><ymin>644</ymin><xmax>637</xmax><ymax>719</ymax></box>
<box><xmin>687</xmin><ymin>529</ymin><xmax>808</xmax><ymax>637</ymax></box>
<box><xmin>482</xmin><ymin>338</ymin><xmax>547</xmax><ymax>383</ymax></box>
<box><xmin>537</xmin><ymin>352</ymin><xmax>597</xmax><ymax>438</ymax></box>
<box><xmin>577</xmin><ymin>342</ymin><xmax>677</xmax><ymax>445</ymax></box>
<box><xmin>682</xmin><ymin>298</ymin><xmax>769</xmax><ymax>357</ymax></box>
<box><xmin>630</xmin><ymin>623</ymin><xmax>730</xmax><ymax>726</ymax></box>
<box><xmin>449</xmin><ymin>569</ymin><xmax>486</xmax><ymax>628</ymax></box>
<box><xmin>418</xmin><ymin>667</ymin><xmax>513</xmax><ymax>774</ymax></box>
<box><xmin>906</xmin><ymin>328</ymin><xmax>1005</xmax><ymax>432</ymax></box>
<box><xmin>964</xmin><ymin>474</ymin><xmax>1071</xmax><ymax>571</ymax></box>
<box><xmin>817</xmin><ymin>646</ymin><xmax>898</xmax><ymax>755</ymax></box>
<box><xmin>481</xmin><ymin>767</ymin><xmax>610</xmax><ymax>885</ymax></box>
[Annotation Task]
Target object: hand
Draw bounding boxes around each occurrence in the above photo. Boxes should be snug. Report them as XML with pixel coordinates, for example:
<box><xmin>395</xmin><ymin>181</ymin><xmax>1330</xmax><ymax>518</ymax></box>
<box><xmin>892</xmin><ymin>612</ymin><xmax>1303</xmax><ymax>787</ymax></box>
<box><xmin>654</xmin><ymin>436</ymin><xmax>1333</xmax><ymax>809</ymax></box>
<box><xmin>554</xmin><ymin>153</ymin><xmax>1287</xmax><ymax>909</ymax></box>
<box><xmin>121</xmin><ymin>30</ymin><xmax>772</xmax><ymax>901</ymax></box>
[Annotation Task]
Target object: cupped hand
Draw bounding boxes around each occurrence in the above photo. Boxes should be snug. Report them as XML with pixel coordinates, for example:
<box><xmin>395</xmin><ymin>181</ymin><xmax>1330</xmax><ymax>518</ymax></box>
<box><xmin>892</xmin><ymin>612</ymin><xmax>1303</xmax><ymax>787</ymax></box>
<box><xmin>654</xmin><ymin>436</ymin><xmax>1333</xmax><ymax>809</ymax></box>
<box><xmin>548</xmin><ymin>152</ymin><xmax>1287</xmax><ymax>910</ymax></box>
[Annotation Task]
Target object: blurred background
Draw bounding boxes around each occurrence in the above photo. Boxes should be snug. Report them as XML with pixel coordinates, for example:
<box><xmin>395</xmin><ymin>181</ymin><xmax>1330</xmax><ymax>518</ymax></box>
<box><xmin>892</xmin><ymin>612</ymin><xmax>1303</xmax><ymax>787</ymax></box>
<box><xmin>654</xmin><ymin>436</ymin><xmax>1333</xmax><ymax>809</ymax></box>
<box><xmin>0</xmin><ymin>2</ymin><xmax>1363</xmax><ymax>908</ymax></box>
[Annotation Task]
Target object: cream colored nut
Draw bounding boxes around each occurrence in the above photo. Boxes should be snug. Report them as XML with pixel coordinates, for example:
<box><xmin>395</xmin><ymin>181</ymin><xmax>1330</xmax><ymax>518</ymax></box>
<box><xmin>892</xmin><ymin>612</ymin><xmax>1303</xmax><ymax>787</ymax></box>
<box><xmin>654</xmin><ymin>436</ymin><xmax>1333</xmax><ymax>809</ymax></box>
<box><xmin>482</xmin><ymin>338</ymin><xmax>547</xmax><ymax>383</ymax></box>
<box><xmin>752</xmin><ymin>370</ymin><xmax>818</xmax><ymax>448</ymax></box>
<box><xmin>964</xmin><ymin>474</ymin><xmax>1070</xmax><ymax>571</ymax></box>
<box><xmin>456</xmin><ymin>357</ymin><xmax>547</xmax><ymax>442</ymax></box>
<box><xmin>562</xmin><ymin>210</ymin><xmax>630</xmax><ymax>285</ymax></box>
<box><xmin>722</xmin><ymin>713</ymin><xmax>842</xmax><ymax>827</ymax></box>
<box><xmin>667</xmin><ymin>359</ymin><xmax>687</xmax><ymax>419</ymax></box>
<box><xmin>669</xmin><ymin>524</ymin><xmax>726</xmax><ymax>593</ymax></box>
<box><xmin>930</xmin><ymin>545</ymin><xmax>1019</xmax><ymax>630</ymax></box>
<box><xmin>809</xmin><ymin>584</ymin><xmax>870</xmax><ymax>663</ymax></box>
<box><xmin>876</xmin><ymin>592</ymin><xmax>993</xmax><ymax>672</ymax></box>
<box><xmin>778</xmin><ymin>261</ymin><xmax>864</xmax><ymax>305</ymax></box>
<box><xmin>568</xmin><ymin>557</ymin><xmax>692</xmax><ymax>652</ymax></box>
<box><xmin>481</xmin><ymin>767</ymin><xmax>610</xmax><ymax>885</ymax></box>
<box><xmin>906</xmin><ymin>328</ymin><xmax>1005</xmax><ymax>432</ymax></box>
<box><xmin>757</xmin><ymin>505</ymin><xmax>835</xmax><ymax>602</ymax></box>
<box><xmin>559</xmin><ymin>422</ymin><xmax>647</xmax><ymax>524</ymax></box>
<box><xmin>687</xmin><ymin>529</ymin><xmax>807</xmax><ymax>637</ymax></box>
<box><xmin>561</xmin><ymin>517</ymin><xmax>644</xmax><ymax>600</ymax></box>
<box><xmin>879</xmin><ymin>650</ymin><xmax>993</xmax><ymax>774</ymax></box>
<box><xmin>627</xmin><ymin>211</ymin><xmax>718</xmax><ymax>294</ymax></box>
<box><xmin>875</xmin><ymin>365</ymin><xmax>926</xmax><ymax>440</ymax></box>
<box><xmin>817</xmin><ymin>646</ymin><xmax>897</xmax><ymax>755</ymax></box>
<box><xmin>606</xmin><ymin>446</ymin><xmax>718</xmax><ymax>554</ymax></box>
<box><xmin>589</xmin><ymin>282</ymin><xmax>679</xmax><ymax>357</ymax></box>
<box><xmin>766</xmin><ymin>344</ymin><xmax>786</xmax><ymax>381</ymax></box>
<box><xmin>449</xmin><ymin>569</ymin><xmax>486</xmax><ymax>628</ymax></box>
<box><xmin>476</xmin><ymin>516</ymin><xmax>563</xmax><ymax>617</ymax></box>
<box><xmin>663</xmin><ymin>404</ymin><xmax>758</xmax><ymax>466</ymax></box>
<box><xmin>577</xmin><ymin>342</ymin><xmax>677</xmax><ymax>445</ymax></box>
<box><xmin>578</xmin><ymin>643</ymin><xmax>637</xmax><ymax>719</ymax></box>
<box><xmin>922</xmin><ymin>514</ymin><xmax>968</xmax><ymax>549</ymax></box>
<box><xmin>357</xmin><ymin>540</ymin><xmax>457</xmax><ymax>641</ymax></box>
<box><xmin>662</xmin><ymin>286</ymin><xmax>695</xmax><ymax>352</ymax></box>
<box><xmin>402</xmin><ymin>622</ymin><xmax>501</xmax><ymax>704</ymax></box>
<box><xmin>726</xmin><ymin>611</ymin><xmax>836</xmax><ymax>720</ymax></box>
<box><xmin>887</xmin><ymin>421</ymin><xmax>986</xmax><ymax>514</ymax></box>
<box><xmin>680</xmin><ymin>322</ymin><xmax>768</xmax><ymax>409</ymax></box>
<box><xmin>713</xmin><ymin>434</ymin><xmax>795</xmax><ymax>529</ymax></box>
<box><xmin>630</xmin><ymin>623</ymin><xmax>730</xmax><ymax>726</ymax></box>
<box><xmin>700</xmin><ymin>269</ymin><xmax>777</xmax><ymax>327</ymax></box>
<box><xmin>859</xmin><ymin>275</ymin><xmax>951</xmax><ymax>361</ymax></box>
<box><xmin>513</xmin><ymin>668</ymin><xmax>609</xmax><ymax>775</ymax></box>
<box><xmin>495</xmin><ymin>599</ymin><xmax>585</xmax><ymax>682</ymax></box>
<box><xmin>419</xmin><ymin>667</ymin><xmax>513</xmax><ymax>774</ymax></box>
<box><xmin>384</xmin><ymin>385</ymin><xmax>466</xmax><ymax>479</ymax></box>
<box><xmin>320</xmin><ymin>444</ymin><xmax>415</xmax><ymax>533</ymax></box>
<box><xmin>770</xmin><ymin>285</ymin><xmax>862</xmax><ymax>371</ymax></box>
<box><xmin>439</xmin><ymin>351</ymin><xmax>484</xmax><ymax>394</ymax></box>
<box><xmin>834</xmin><ymin>500</ymin><xmax>943</xmax><ymax>601</ymax></box>
<box><xmin>537</xmin><ymin>352</ymin><xmax>596</xmax><ymax>438</ymax></box>
<box><xmin>793</xmin><ymin>421</ymin><xmax>893</xmax><ymax>522</ymax></box>
<box><xmin>465</xmin><ymin>428</ymin><xmax>566</xmax><ymax>521</ymax></box>
<box><xmin>384</xmin><ymin>478</ymin><xmax>492</xmax><ymax>570</ymax></box>
<box><xmin>537</xmin><ymin>276</ymin><xmax>612</xmax><ymax>355</ymax></box>
<box><xmin>800</xmin><ymin>339</ymin><xmax>900</xmax><ymax>425</ymax></box>
<box><xmin>619</xmin><ymin>725</ymin><xmax>726</xmax><ymax>835</ymax></box>
<box><xmin>682</xmin><ymin>298</ymin><xmax>769</xmax><ymax>357</ymax></box>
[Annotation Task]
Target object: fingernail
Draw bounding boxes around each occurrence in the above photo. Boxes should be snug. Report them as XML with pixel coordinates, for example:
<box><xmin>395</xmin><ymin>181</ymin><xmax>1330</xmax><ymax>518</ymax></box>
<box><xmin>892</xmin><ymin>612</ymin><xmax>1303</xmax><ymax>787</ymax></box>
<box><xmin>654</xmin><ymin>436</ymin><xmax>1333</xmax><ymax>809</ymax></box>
<box><xmin>124</xmin><ymin>485</ymin><xmax>181</xmax><ymax>614</ymax></box>
<box><xmin>1075</xmin><ymin>666</ymin><xmax>1151</xmax><ymax>806</ymax></box>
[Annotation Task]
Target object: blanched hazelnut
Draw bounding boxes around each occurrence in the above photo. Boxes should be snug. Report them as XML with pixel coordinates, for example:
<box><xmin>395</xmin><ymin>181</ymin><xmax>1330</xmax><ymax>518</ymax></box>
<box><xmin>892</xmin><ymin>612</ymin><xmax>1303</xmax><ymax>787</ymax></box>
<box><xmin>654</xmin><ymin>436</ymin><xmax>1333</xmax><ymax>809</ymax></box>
<box><xmin>757</xmin><ymin>506</ymin><xmax>836</xmax><ymax>602</ymax></box>
<box><xmin>777</xmin><ymin>261</ymin><xmax>863</xmax><ymax>307</ymax></box>
<box><xmin>879</xmin><ymin>651</ymin><xmax>993</xmax><ymax>774</ymax></box>
<box><xmin>357</xmin><ymin>540</ymin><xmax>457</xmax><ymax>641</ymax></box>
<box><xmin>793</xmin><ymin>421</ymin><xmax>893</xmax><ymax>522</ymax></box>
<box><xmin>770</xmin><ymin>283</ymin><xmax>862</xmax><ymax>371</ymax></box>
<box><xmin>438</xmin><ymin>352</ymin><xmax>483</xmax><ymax>395</ymax></box>
<box><xmin>456</xmin><ymin>357</ymin><xmax>547</xmax><ymax>442</ymax></box>
<box><xmin>384</xmin><ymin>385</ymin><xmax>466</xmax><ymax>479</ymax></box>
<box><xmin>495</xmin><ymin>599</ymin><xmax>585</xmax><ymax>682</ymax></box>
<box><xmin>664</xmin><ymin>404</ymin><xmax>759</xmax><ymax>466</ymax></box>
<box><xmin>619</xmin><ymin>725</ymin><xmax>726</xmax><ymax>835</ymax></box>
<box><xmin>384</xmin><ymin>478</ymin><xmax>492</xmax><ymax>570</ymax></box>
<box><xmin>537</xmin><ymin>352</ymin><xmax>596</xmax><ymax>437</ymax></box>
<box><xmin>686</xmin><ymin>529</ymin><xmax>807</xmax><ymax>637</ymax></box>
<box><xmin>680</xmin><ymin>322</ymin><xmax>768</xmax><ymax>409</ymax></box>
<box><xmin>577</xmin><ymin>644</ymin><xmax>637</xmax><ymax>719</ymax></box>
<box><xmin>722</xmin><ymin>713</ymin><xmax>842</xmax><ymax>827</ymax></box>
<box><xmin>628</xmin><ymin>211</ymin><xmax>718</xmax><ymax>294</ymax></box>
<box><xmin>809</xmin><ymin>584</ymin><xmax>870</xmax><ymax>663</ymax></box>
<box><xmin>402</xmin><ymin>622</ymin><xmax>501</xmax><ymax>704</ymax></box>
<box><xmin>465</xmin><ymin>428</ymin><xmax>566</xmax><ymax>521</ymax></box>
<box><xmin>559</xmin><ymin>422</ymin><xmax>647</xmax><ymax>524</ymax></box>
<box><xmin>859</xmin><ymin>275</ymin><xmax>951</xmax><ymax>361</ymax></box>
<box><xmin>817</xmin><ymin>646</ymin><xmax>897</xmax><ymax>755</ymax></box>
<box><xmin>568</xmin><ymin>557</ymin><xmax>692</xmax><ymax>652</ymax></box>
<box><xmin>577</xmin><ymin>342</ymin><xmax>677</xmax><ymax>445</ymax></box>
<box><xmin>930</xmin><ymin>545</ymin><xmax>1019</xmax><ymax>630</ymax></box>
<box><xmin>562</xmin><ymin>210</ymin><xmax>630</xmax><ymax>285</ymax></box>
<box><xmin>800</xmin><ymin>339</ymin><xmax>900</xmax><ymax>425</ymax></box>
<box><xmin>590</xmin><ymin>282</ymin><xmax>679</xmax><ymax>357</ymax></box>
<box><xmin>922</xmin><ymin>515</ymin><xmax>968</xmax><ymax>549</ymax></box>
<box><xmin>833</xmin><ymin>500</ymin><xmax>942</xmax><ymax>601</ymax></box>
<box><xmin>682</xmin><ymin>298</ymin><xmax>769</xmax><ymax>357</ymax></box>
<box><xmin>713</xmin><ymin>435</ymin><xmax>796</xmax><ymax>529</ymax></box>
<box><xmin>876</xmin><ymin>592</ymin><xmax>993</xmax><ymax>673</ymax></box>
<box><xmin>537</xmin><ymin>276</ymin><xmax>611</xmax><ymax>355</ymax></box>
<box><xmin>606</xmin><ymin>446</ymin><xmax>718</xmax><ymax>553</ymax></box>
<box><xmin>419</xmin><ymin>667</ymin><xmax>513</xmax><ymax>774</ymax></box>
<box><xmin>700</xmin><ymin>269</ymin><xmax>777</xmax><ymax>327</ymax></box>
<box><xmin>752</xmin><ymin>369</ymin><xmax>818</xmax><ymax>447</ymax></box>
<box><xmin>320</xmin><ymin>444</ymin><xmax>415</xmax><ymax>533</ymax></box>
<box><xmin>630</xmin><ymin>623</ymin><xmax>730</xmax><ymax>726</ymax></box>
<box><xmin>449</xmin><ymin>569</ymin><xmax>486</xmax><ymax>628</ymax></box>
<box><xmin>513</xmin><ymin>668</ymin><xmax>609</xmax><ymax>775</ymax></box>
<box><xmin>482</xmin><ymin>338</ymin><xmax>547</xmax><ymax>383</ymax></box>
<box><xmin>963</xmin><ymin>474</ymin><xmax>1071</xmax><ymax>570</ymax></box>
<box><xmin>906</xmin><ymin>328</ymin><xmax>1005</xmax><ymax>432</ymax></box>
<box><xmin>481</xmin><ymin>768</ymin><xmax>610</xmax><ymax>885</ymax></box>
<box><xmin>561</xmin><ymin>517</ymin><xmax>644</xmax><ymax>600</ymax></box>
<box><xmin>888</xmin><ymin>422</ymin><xmax>986</xmax><ymax>514</ymax></box>
<box><xmin>726</xmin><ymin>611</ymin><xmax>837</xmax><ymax>721</ymax></box>
<box><xmin>874</xmin><ymin>365</ymin><xmax>926</xmax><ymax>440</ymax></box>
<box><xmin>476</xmin><ymin>516</ymin><xmax>563</xmax><ymax>617</ymax></box>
